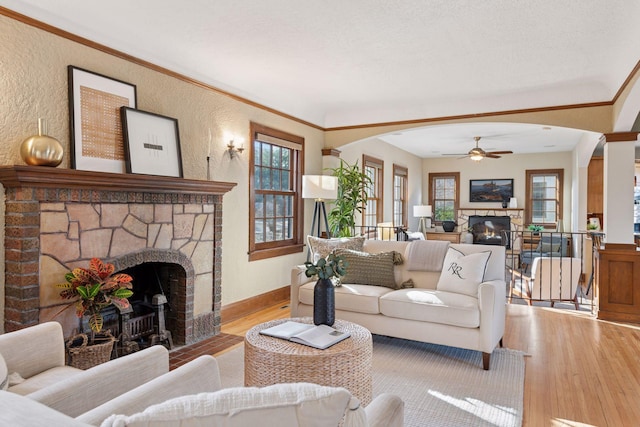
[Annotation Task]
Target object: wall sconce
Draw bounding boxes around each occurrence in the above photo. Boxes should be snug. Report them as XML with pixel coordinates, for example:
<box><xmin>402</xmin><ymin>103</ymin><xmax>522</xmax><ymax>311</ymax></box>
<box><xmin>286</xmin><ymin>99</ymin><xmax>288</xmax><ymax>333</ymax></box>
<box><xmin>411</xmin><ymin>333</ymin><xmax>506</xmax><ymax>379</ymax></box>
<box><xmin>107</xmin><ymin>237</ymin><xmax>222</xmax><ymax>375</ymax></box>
<box><xmin>227</xmin><ymin>140</ymin><xmax>244</xmax><ymax>158</ymax></box>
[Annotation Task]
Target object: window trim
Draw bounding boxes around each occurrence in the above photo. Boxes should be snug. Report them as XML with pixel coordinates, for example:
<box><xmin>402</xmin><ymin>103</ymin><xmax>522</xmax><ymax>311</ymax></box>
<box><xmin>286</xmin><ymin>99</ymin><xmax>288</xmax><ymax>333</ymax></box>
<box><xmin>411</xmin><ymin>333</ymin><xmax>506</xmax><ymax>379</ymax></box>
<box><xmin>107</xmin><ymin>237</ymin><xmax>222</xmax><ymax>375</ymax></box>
<box><xmin>428</xmin><ymin>172</ymin><xmax>460</xmax><ymax>225</ymax></box>
<box><xmin>525</xmin><ymin>169</ymin><xmax>564</xmax><ymax>228</ymax></box>
<box><xmin>393</xmin><ymin>164</ymin><xmax>408</xmax><ymax>227</ymax></box>
<box><xmin>362</xmin><ymin>154</ymin><xmax>384</xmax><ymax>227</ymax></box>
<box><xmin>248</xmin><ymin>122</ymin><xmax>304</xmax><ymax>261</ymax></box>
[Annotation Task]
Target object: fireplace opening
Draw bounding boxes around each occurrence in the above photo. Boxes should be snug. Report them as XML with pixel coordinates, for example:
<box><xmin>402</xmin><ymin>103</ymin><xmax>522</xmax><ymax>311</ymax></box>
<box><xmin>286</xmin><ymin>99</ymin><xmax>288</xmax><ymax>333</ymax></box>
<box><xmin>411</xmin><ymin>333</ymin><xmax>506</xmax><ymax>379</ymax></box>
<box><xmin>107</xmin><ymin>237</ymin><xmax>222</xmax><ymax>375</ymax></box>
<box><xmin>469</xmin><ymin>215</ymin><xmax>511</xmax><ymax>248</ymax></box>
<box><xmin>114</xmin><ymin>262</ymin><xmax>186</xmax><ymax>350</ymax></box>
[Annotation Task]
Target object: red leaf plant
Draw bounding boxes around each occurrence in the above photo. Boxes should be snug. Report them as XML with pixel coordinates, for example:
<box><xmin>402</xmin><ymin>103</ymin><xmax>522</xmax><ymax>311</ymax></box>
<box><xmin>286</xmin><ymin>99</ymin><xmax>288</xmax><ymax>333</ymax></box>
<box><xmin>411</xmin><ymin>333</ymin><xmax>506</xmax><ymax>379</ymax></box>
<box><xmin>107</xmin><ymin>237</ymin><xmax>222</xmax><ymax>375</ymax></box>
<box><xmin>57</xmin><ymin>258</ymin><xmax>133</xmax><ymax>334</ymax></box>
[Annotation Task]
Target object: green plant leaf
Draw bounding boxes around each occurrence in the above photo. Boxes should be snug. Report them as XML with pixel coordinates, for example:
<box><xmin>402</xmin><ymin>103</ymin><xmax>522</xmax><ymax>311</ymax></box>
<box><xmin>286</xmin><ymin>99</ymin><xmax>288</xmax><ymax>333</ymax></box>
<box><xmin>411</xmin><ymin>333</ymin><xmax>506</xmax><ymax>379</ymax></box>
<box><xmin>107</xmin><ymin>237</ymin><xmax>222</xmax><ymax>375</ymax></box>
<box><xmin>76</xmin><ymin>285</ymin><xmax>90</xmax><ymax>299</ymax></box>
<box><xmin>88</xmin><ymin>312</ymin><xmax>103</xmax><ymax>332</ymax></box>
<box><xmin>113</xmin><ymin>288</ymin><xmax>133</xmax><ymax>299</ymax></box>
<box><xmin>87</xmin><ymin>283</ymin><xmax>101</xmax><ymax>298</ymax></box>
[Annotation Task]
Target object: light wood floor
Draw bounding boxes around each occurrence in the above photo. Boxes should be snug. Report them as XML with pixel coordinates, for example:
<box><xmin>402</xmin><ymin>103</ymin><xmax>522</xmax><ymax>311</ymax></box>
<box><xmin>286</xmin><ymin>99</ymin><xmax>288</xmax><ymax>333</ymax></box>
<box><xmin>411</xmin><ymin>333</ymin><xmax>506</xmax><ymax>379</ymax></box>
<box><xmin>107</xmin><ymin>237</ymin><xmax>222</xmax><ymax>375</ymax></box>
<box><xmin>221</xmin><ymin>302</ymin><xmax>640</xmax><ymax>426</ymax></box>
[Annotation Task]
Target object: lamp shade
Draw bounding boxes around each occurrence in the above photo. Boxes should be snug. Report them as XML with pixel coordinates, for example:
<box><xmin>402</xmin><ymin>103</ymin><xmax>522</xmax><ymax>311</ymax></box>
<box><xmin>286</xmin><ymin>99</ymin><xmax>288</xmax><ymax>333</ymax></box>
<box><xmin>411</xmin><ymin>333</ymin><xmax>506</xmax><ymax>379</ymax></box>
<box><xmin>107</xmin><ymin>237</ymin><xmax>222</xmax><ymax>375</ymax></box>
<box><xmin>413</xmin><ymin>205</ymin><xmax>432</xmax><ymax>217</ymax></box>
<box><xmin>302</xmin><ymin>175</ymin><xmax>338</xmax><ymax>200</ymax></box>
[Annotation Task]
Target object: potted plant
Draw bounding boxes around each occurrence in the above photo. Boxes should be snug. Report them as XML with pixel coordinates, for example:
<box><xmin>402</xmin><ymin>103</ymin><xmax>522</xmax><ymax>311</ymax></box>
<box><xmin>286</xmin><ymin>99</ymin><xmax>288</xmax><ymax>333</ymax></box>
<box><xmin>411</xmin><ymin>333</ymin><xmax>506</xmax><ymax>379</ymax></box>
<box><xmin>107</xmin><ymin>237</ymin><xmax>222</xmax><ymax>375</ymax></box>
<box><xmin>587</xmin><ymin>222</ymin><xmax>599</xmax><ymax>231</ymax></box>
<box><xmin>57</xmin><ymin>258</ymin><xmax>134</xmax><ymax>368</ymax></box>
<box><xmin>527</xmin><ymin>224</ymin><xmax>544</xmax><ymax>235</ymax></box>
<box><xmin>304</xmin><ymin>251</ymin><xmax>347</xmax><ymax>326</ymax></box>
<box><xmin>437</xmin><ymin>206</ymin><xmax>457</xmax><ymax>231</ymax></box>
<box><xmin>326</xmin><ymin>159</ymin><xmax>371</xmax><ymax>237</ymax></box>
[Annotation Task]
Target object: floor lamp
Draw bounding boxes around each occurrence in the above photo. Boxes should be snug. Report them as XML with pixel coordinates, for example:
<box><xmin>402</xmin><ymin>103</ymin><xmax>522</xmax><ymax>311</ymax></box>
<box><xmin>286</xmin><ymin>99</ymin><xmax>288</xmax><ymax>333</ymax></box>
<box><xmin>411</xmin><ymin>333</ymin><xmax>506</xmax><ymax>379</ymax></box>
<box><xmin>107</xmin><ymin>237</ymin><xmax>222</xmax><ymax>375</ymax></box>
<box><xmin>303</xmin><ymin>175</ymin><xmax>338</xmax><ymax>259</ymax></box>
<box><xmin>413</xmin><ymin>205</ymin><xmax>432</xmax><ymax>234</ymax></box>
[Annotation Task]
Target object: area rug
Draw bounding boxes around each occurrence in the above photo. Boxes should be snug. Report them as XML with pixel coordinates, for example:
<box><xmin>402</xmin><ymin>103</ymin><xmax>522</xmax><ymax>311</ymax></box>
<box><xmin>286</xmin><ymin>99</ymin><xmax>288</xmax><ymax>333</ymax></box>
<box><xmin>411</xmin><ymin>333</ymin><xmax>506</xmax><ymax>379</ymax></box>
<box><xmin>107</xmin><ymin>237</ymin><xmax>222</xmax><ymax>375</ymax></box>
<box><xmin>216</xmin><ymin>335</ymin><xmax>525</xmax><ymax>427</ymax></box>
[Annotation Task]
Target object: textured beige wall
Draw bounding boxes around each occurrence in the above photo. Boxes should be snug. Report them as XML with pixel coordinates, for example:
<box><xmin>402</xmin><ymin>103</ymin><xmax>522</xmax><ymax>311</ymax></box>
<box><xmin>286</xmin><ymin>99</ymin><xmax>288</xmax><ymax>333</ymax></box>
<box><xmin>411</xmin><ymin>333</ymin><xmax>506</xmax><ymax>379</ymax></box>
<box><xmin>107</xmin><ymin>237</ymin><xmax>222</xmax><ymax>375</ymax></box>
<box><xmin>0</xmin><ymin>15</ymin><xmax>325</xmax><ymax>310</ymax></box>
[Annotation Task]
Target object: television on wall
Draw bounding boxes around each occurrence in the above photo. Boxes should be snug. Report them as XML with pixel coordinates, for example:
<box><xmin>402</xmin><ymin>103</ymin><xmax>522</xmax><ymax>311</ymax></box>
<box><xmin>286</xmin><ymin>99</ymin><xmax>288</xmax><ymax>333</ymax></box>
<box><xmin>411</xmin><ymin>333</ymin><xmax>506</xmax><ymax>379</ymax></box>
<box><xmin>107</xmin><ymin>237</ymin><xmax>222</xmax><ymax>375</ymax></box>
<box><xmin>469</xmin><ymin>179</ymin><xmax>513</xmax><ymax>203</ymax></box>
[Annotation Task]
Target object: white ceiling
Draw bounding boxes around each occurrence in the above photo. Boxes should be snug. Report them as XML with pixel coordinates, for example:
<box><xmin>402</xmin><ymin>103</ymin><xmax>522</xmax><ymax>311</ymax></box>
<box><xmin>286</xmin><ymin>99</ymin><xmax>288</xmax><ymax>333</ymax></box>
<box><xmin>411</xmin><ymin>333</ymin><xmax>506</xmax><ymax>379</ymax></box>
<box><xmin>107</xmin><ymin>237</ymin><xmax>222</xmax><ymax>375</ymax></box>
<box><xmin>2</xmin><ymin>0</ymin><xmax>639</xmax><ymax>156</ymax></box>
<box><xmin>377</xmin><ymin>122</ymin><xmax>588</xmax><ymax>159</ymax></box>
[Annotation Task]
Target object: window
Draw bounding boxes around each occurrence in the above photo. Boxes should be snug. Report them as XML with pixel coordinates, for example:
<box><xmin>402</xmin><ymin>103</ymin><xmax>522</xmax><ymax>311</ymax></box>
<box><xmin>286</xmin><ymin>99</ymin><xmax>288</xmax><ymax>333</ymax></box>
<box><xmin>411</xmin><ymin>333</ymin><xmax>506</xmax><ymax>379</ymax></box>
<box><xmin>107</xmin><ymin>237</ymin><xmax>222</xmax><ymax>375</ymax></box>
<box><xmin>363</xmin><ymin>155</ymin><xmax>383</xmax><ymax>227</ymax></box>
<box><xmin>429</xmin><ymin>172</ymin><xmax>460</xmax><ymax>223</ymax></box>
<box><xmin>526</xmin><ymin>169</ymin><xmax>563</xmax><ymax>227</ymax></box>
<box><xmin>393</xmin><ymin>164</ymin><xmax>408</xmax><ymax>227</ymax></box>
<box><xmin>249</xmin><ymin>123</ymin><xmax>304</xmax><ymax>261</ymax></box>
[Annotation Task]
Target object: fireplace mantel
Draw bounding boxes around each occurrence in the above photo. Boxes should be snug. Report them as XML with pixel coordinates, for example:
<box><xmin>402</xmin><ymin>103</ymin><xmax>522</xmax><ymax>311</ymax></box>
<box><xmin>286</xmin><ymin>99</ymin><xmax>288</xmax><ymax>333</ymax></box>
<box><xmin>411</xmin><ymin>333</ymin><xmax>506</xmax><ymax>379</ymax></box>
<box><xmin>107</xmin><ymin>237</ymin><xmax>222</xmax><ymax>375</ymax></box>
<box><xmin>0</xmin><ymin>165</ymin><xmax>236</xmax><ymax>195</ymax></box>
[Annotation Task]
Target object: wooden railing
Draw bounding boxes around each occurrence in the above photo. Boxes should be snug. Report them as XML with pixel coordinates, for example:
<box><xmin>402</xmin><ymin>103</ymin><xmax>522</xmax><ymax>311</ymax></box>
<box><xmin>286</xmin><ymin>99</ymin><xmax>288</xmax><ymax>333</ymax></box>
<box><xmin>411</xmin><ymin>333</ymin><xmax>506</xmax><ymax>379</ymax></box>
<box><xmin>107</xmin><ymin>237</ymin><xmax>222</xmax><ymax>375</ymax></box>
<box><xmin>503</xmin><ymin>230</ymin><xmax>596</xmax><ymax>310</ymax></box>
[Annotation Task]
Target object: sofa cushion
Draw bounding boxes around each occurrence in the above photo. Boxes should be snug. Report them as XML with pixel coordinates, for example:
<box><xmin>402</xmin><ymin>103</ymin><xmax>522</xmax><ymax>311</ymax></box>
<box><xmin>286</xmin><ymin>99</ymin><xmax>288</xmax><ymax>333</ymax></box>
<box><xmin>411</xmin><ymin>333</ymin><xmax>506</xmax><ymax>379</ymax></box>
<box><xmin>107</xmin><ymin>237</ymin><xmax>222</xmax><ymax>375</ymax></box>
<box><xmin>307</xmin><ymin>236</ymin><xmax>365</xmax><ymax>263</ymax></box>
<box><xmin>380</xmin><ymin>289</ymin><xmax>480</xmax><ymax>328</ymax></box>
<box><xmin>436</xmin><ymin>248</ymin><xmax>491</xmax><ymax>297</ymax></box>
<box><xmin>8</xmin><ymin>366</ymin><xmax>81</xmax><ymax>396</ymax></box>
<box><xmin>101</xmin><ymin>383</ymin><xmax>352</xmax><ymax>427</ymax></box>
<box><xmin>336</xmin><ymin>248</ymin><xmax>400</xmax><ymax>289</ymax></box>
<box><xmin>299</xmin><ymin>282</ymin><xmax>392</xmax><ymax>314</ymax></box>
<box><xmin>0</xmin><ymin>390</ymin><xmax>91</xmax><ymax>427</ymax></box>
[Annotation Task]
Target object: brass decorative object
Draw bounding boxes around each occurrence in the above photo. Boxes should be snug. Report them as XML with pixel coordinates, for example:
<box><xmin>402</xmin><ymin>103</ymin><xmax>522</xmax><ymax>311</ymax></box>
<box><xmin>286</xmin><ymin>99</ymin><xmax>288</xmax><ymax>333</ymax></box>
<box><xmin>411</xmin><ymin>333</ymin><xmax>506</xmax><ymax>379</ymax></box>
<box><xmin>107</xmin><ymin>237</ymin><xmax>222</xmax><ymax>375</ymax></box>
<box><xmin>20</xmin><ymin>118</ymin><xmax>64</xmax><ymax>167</ymax></box>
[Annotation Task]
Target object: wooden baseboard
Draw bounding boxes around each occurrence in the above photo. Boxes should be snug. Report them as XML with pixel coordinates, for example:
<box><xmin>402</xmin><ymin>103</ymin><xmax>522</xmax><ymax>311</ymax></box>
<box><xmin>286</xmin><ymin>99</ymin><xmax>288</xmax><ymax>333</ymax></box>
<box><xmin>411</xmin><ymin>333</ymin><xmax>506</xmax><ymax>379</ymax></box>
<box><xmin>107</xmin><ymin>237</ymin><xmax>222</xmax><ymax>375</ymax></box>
<box><xmin>221</xmin><ymin>286</ymin><xmax>290</xmax><ymax>324</ymax></box>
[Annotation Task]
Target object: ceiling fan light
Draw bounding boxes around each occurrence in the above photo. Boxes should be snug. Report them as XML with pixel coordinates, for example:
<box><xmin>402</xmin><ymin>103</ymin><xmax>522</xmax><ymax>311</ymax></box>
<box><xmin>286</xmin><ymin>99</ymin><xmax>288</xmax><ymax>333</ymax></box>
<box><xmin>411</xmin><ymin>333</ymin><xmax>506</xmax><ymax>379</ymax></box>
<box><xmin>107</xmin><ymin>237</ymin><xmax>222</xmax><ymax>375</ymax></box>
<box><xmin>470</xmin><ymin>153</ymin><xmax>484</xmax><ymax>161</ymax></box>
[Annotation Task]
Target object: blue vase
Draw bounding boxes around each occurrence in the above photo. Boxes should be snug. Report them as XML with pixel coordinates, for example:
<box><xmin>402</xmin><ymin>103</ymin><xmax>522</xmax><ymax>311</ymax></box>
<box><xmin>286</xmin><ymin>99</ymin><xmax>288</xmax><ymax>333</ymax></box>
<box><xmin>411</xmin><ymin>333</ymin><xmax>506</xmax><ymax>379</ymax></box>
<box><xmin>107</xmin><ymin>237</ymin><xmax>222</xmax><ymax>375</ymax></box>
<box><xmin>313</xmin><ymin>278</ymin><xmax>335</xmax><ymax>326</ymax></box>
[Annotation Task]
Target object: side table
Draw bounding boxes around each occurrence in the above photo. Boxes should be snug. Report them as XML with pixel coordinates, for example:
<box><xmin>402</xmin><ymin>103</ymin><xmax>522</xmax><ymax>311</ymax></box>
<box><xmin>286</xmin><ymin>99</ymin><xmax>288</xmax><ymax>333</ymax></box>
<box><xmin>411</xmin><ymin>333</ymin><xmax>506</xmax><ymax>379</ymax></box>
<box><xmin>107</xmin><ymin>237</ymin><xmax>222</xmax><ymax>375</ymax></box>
<box><xmin>244</xmin><ymin>317</ymin><xmax>373</xmax><ymax>405</ymax></box>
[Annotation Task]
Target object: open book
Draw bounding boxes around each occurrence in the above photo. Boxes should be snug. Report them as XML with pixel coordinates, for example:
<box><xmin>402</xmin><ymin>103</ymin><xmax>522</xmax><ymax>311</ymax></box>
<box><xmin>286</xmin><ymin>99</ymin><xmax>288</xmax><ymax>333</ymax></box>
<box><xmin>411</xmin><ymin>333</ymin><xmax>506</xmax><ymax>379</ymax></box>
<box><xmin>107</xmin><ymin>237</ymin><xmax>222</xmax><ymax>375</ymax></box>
<box><xmin>259</xmin><ymin>321</ymin><xmax>351</xmax><ymax>350</ymax></box>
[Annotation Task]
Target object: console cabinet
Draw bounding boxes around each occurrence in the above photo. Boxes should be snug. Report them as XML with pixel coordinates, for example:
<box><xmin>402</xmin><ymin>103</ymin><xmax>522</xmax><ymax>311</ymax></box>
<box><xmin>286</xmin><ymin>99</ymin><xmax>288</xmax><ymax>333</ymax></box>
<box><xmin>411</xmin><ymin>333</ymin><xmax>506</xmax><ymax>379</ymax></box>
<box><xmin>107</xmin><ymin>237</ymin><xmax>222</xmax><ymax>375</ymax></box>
<box><xmin>424</xmin><ymin>231</ymin><xmax>461</xmax><ymax>243</ymax></box>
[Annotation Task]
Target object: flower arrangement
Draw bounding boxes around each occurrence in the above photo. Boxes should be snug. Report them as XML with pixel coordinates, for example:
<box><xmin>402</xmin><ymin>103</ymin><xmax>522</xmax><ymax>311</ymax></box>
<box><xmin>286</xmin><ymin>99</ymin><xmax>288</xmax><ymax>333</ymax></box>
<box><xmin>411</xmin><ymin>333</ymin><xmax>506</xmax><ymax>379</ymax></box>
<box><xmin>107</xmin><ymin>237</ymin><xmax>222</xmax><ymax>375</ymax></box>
<box><xmin>57</xmin><ymin>258</ymin><xmax>133</xmax><ymax>333</ymax></box>
<box><xmin>304</xmin><ymin>252</ymin><xmax>347</xmax><ymax>280</ymax></box>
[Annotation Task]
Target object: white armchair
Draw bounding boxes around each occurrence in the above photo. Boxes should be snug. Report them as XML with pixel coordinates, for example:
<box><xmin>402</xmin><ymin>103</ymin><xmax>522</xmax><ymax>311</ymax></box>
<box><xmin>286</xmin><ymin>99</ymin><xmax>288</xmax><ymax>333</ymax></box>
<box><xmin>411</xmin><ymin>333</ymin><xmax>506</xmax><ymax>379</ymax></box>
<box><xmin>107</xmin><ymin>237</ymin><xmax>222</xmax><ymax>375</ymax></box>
<box><xmin>0</xmin><ymin>321</ymin><xmax>169</xmax><ymax>415</ymax></box>
<box><xmin>512</xmin><ymin>257</ymin><xmax>582</xmax><ymax>309</ymax></box>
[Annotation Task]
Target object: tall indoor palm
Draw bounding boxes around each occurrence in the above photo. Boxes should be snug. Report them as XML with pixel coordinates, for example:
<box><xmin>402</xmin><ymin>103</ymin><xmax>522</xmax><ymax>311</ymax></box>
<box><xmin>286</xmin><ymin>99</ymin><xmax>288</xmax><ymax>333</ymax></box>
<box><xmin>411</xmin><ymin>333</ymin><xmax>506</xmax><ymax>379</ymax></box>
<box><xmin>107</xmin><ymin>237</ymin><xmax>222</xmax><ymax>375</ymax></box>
<box><xmin>327</xmin><ymin>159</ymin><xmax>371</xmax><ymax>237</ymax></box>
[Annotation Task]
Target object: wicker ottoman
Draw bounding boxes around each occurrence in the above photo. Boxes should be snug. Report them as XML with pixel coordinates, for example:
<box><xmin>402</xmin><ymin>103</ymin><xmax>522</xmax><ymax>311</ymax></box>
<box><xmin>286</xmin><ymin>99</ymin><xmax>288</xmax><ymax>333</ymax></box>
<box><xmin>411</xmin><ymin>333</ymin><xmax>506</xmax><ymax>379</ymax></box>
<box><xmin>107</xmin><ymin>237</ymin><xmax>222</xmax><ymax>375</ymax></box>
<box><xmin>244</xmin><ymin>317</ymin><xmax>373</xmax><ymax>405</ymax></box>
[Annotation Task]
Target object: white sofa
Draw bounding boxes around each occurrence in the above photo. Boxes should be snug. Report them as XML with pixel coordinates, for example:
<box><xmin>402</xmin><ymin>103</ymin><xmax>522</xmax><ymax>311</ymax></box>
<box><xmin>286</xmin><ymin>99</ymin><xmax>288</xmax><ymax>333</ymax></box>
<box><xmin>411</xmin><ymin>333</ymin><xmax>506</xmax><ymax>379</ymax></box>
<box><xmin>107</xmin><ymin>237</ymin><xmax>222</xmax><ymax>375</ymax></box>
<box><xmin>291</xmin><ymin>239</ymin><xmax>507</xmax><ymax>370</ymax></box>
<box><xmin>0</xmin><ymin>322</ymin><xmax>403</xmax><ymax>426</ymax></box>
<box><xmin>0</xmin><ymin>354</ymin><xmax>403</xmax><ymax>427</ymax></box>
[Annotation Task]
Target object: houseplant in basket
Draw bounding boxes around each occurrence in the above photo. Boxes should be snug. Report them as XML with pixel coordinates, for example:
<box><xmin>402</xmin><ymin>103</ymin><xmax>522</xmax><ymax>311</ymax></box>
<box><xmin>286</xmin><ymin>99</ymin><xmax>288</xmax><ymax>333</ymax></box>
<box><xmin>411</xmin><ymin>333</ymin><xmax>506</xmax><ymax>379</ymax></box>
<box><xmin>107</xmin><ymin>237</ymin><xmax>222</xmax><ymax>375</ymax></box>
<box><xmin>304</xmin><ymin>251</ymin><xmax>347</xmax><ymax>326</ymax></box>
<box><xmin>57</xmin><ymin>258</ymin><xmax>133</xmax><ymax>368</ymax></box>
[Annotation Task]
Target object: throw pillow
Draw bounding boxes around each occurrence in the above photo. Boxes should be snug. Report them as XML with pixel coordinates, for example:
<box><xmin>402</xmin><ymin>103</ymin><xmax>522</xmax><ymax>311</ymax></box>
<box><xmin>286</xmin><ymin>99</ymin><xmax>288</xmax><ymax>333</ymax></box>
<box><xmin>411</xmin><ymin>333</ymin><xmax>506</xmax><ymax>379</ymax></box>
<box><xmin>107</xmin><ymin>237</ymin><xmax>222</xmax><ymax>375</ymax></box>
<box><xmin>436</xmin><ymin>248</ymin><xmax>492</xmax><ymax>297</ymax></box>
<box><xmin>307</xmin><ymin>236</ymin><xmax>365</xmax><ymax>263</ymax></box>
<box><xmin>335</xmin><ymin>248</ymin><xmax>399</xmax><ymax>289</ymax></box>
<box><xmin>539</xmin><ymin>242</ymin><xmax>561</xmax><ymax>253</ymax></box>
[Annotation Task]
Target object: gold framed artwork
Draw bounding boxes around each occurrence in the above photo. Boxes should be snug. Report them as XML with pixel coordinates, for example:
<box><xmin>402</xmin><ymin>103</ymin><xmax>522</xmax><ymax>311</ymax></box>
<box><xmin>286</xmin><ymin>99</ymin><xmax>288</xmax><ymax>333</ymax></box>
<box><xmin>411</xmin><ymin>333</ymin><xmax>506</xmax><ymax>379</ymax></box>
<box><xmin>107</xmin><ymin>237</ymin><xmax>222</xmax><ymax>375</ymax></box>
<box><xmin>68</xmin><ymin>66</ymin><xmax>137</xmax><ymax>173</ymax></box>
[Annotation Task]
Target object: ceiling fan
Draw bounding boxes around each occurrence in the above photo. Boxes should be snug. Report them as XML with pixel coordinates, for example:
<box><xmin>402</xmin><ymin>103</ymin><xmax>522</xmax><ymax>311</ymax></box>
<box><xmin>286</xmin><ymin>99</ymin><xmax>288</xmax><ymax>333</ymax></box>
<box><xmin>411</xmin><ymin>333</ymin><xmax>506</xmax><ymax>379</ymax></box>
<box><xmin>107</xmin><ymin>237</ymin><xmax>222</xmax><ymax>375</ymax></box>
<box><xmin>443</xmin><ymin>136</ymin><xmax>513</xmax><ymax>161</ymax></box>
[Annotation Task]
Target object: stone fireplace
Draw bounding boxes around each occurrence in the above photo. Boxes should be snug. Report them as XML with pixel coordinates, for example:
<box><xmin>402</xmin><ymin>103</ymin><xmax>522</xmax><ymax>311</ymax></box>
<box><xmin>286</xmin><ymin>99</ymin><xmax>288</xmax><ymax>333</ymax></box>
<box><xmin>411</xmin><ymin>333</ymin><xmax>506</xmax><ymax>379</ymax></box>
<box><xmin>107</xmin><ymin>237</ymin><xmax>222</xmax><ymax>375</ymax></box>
<box><xmin>0</xmin><ymin>166</ymin><xmax>235</xmax><ymax>346</ymax></box>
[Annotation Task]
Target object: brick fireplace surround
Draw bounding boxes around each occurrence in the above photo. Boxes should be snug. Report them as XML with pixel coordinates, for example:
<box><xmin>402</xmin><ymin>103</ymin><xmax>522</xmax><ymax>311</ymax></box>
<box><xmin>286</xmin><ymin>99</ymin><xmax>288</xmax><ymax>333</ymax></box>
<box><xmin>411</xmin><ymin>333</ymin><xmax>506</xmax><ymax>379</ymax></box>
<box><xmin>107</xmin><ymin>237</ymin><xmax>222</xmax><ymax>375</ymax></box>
<box><xmin>0</xmin><ymin>166</ymin><xmax>235</xmax><ymax>345</ymax></box>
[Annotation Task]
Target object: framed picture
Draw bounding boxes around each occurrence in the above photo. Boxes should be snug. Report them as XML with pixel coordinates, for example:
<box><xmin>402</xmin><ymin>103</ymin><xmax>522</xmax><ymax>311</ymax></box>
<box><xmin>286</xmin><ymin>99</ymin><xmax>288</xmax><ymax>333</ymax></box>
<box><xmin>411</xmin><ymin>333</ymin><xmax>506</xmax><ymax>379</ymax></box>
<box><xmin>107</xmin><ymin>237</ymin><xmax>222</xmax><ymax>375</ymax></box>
<box><xmin>469</xmin><ymin>179</ymin><xmax>514</xmax><ymax>202</ymax></box>
<box><xmin>68</xmin><ymin>66</ymin><xmax>137</xmax><ymax>173</ymax></box>
<box><xmin>120</xmin><ymin>107</ymin><xmax>183</xmax><ymax>177</ymax></box>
